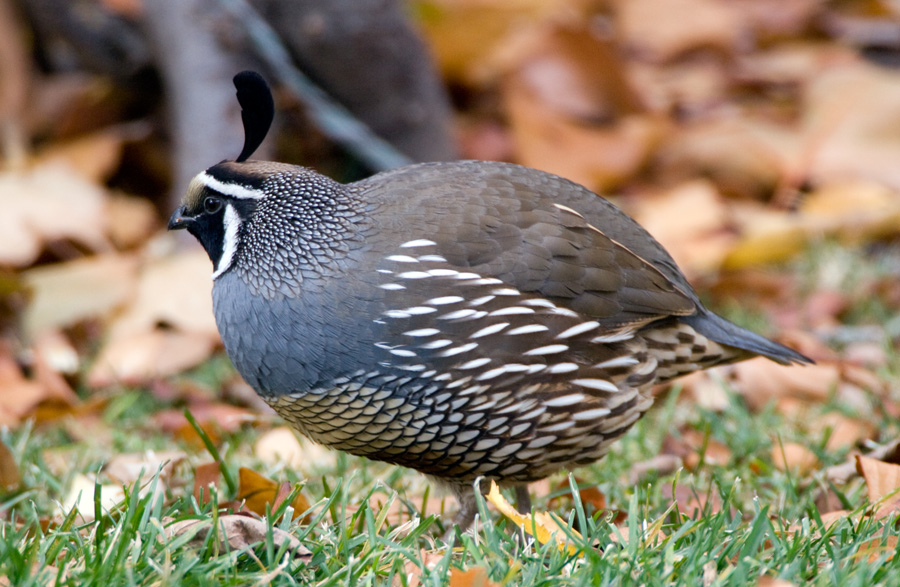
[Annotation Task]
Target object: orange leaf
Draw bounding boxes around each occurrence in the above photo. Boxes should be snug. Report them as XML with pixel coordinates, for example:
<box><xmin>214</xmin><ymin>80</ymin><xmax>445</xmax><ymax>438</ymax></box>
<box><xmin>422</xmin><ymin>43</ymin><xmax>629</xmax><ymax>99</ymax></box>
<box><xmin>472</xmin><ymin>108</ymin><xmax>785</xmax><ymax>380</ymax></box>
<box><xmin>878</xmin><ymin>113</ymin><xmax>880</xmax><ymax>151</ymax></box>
<box><xmin>857</xmin><ymin>456</ymin><xmax>900</xmax><ymax>504</ymax></box>
<box><xmin>486</xmin><ymin>480</ymin><xmax>582</xmax><ymax>555</ymax></box>
<box><xmin>449</xmin><ymin>567</ymin><xmax>499</xmax><ymax>587</ymax></box>
<box><xmin>237</xmin><ymin>467</ymin><xmax>310</xmax><ymax>521</ymax></box>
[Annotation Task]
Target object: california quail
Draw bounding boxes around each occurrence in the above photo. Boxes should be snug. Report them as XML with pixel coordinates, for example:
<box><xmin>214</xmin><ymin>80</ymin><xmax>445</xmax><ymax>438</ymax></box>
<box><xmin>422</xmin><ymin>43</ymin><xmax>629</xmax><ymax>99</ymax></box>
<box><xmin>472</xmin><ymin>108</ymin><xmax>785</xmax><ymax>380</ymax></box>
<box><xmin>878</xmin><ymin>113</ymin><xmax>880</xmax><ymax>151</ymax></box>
<box><xmin>169</xmin><ymin>72</ymin><xmax>811</xmax><ymax>528</ymax></box>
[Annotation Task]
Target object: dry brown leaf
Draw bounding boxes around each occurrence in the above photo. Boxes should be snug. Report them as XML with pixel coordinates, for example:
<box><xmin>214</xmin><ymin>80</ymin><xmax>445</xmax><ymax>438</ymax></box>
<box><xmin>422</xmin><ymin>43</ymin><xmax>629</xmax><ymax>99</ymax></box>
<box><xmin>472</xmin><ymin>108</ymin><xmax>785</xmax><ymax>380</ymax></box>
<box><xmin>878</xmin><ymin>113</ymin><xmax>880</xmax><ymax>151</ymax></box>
<box><xmin>0</xmin><ymin>439</ymin><xmax>20</xmax><ymax>490</ymax></box>
<box><xmin>155</xmin><ymin>403</ymin><xmax>257</xmax><ymax>448</ymax></box>
<box><xmin>0</xmin><ymin>348</ymin><xmax>76</xmax><ymax>427</ymax></box>
<box><xmin>615</xmin><ymin>0</ymin><xmax>742</xmax><ymax>61</ymax></box>
<box><xmin>629</xmin><ymin>181</ymin><xmax>735</xmax><ymax>277</ymax></box>
<box><xmin>449</xmin><ymin>567</ymin><xmax>499</xmax><ymax>587</ymax></box>
<box><xmin>724</xmin><ymin>202</ymin><xmax>810</xmax><ymax>269</ymax></box>
<box><xmin>857</xmin><ymin>456</ymin><xmax>900</xmax><ymax>504</ymax></box>
<box><xmin>0</xmin><ymin>163</ymin><xmax>110</xmax><ymax>267</ymax></box>
<box><xmin>34</xmin><ymin>129</ymin><xmax>124</xmax><ymax>184</ymax></box>
<box><xmin>856</xmin><ymin>535</ymin><xmax>898</xmax><ymax>563</ymax></box>
<box><xmin>88</xmin><ymin>329</ymin><xmax>218</xmax><ymax>387</ymax></box>
<box><xmin>730</xmin><ymin>359</ymin><xmax>839</xmax><ymax>412</ymax></box>
<box><xmin>165</xmin><ymin>515</ymin><xmax>312</xmax><ymax>561</ymax></box>
<box><xmin>395</xmin><ymin>549</ymin><xmax>444</xmax><ymax>587</ymax></box>
<box><xmin>818</xmin><ymin>412</ymin><xmax>875</xmax><ymax>451</ymax></box>
<box><xmin>412</xmin><ymin>0</ymin><xmax>574</xmax><ymax>83</ymax></box>
<box><xmin>758</xmin><ymin>576</ymin><xmax>799</xmax><ymax>587</ymax></box>
<box><xmin>103</xmin><ymin>450</ymin><xmax>186</xmax><ymax>486</ymax></box>
<box><xmin>504</xmin><ymin>73</ymin><xmax>665</xmax><ymax>191</ymax></box>
<box><xmin>22</xmin><ymin>254</ymin><xmax>138</xmax><ymax>339</ymax></box>
<box><xmin>678</xmin><ymin>371</ymin><xmax>729</xmax><ymax>412</ymax></box>
<box><xmin>193</xmin><ymin>461</ymin><xmax>221</xmax><ymax>504</ymax></box>
<box><xmin>805</xmin><ymin>62</ymin><xmax>900</xmax><ymax>191</ymax></box>
<box><xmin>486</xmin><ymin>480</ymin><xmax>582</xmax><ymax>555</ymax></box>
<box><xmin>106</xmin><ymin>194</ymin><xmax>158</xmax><ymax>250</ymax></box>
<box><xmin>772</xmin><ymin>442</ymin><xmax>819</xmax><ymax>474</ymax></box>
<box><xmin>255</xmin><ymin>427</ymin><xmax>306</xmax><ymax>469</ymax></box>
<box><xmin>59</xmin><ymin>473</ymin><xmax>126</xmax><ymax>523</ymax></box>
<box><xmin>237</xmin><ymin>467</ymin><xmax>310</xmax><ymax>521</ymax></box>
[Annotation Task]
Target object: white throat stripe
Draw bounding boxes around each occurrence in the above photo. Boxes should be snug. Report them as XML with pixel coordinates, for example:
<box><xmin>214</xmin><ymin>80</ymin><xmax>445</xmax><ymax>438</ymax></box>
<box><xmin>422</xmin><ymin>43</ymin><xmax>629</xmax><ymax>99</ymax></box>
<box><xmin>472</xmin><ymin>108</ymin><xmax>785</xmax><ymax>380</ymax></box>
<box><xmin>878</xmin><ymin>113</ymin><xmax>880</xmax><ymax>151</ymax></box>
<box><xmin>199</xmin><ymin>171</ymin><xmax>265</xmax><ymax>200</ymax></box>
<box><xmin>212</xmin><ymin>203</ymin><xmax>241</xmax><ymax>279</ymax></box>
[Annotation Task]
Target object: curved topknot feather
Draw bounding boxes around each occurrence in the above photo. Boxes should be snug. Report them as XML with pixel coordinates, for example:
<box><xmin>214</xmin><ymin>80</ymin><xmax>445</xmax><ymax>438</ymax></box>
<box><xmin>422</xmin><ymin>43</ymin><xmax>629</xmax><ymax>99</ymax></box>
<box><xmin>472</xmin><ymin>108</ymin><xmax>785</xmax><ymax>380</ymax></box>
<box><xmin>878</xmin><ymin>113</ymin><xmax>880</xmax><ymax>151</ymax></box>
<box><xmin>233</xmin><ymin>71</ymin><xmax>274</xmax><ymax>163</ymax></box>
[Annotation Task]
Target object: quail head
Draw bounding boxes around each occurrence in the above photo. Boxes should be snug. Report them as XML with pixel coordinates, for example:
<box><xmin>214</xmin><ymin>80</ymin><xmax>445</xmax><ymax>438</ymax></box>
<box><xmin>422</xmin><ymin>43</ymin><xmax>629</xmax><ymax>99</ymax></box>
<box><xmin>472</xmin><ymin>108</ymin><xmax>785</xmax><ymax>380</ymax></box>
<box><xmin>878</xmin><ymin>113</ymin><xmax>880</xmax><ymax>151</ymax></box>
<box><xmin>169</xmin><ymin>72</ymin><xmax>812</xmax><ymax>528</ymax></box>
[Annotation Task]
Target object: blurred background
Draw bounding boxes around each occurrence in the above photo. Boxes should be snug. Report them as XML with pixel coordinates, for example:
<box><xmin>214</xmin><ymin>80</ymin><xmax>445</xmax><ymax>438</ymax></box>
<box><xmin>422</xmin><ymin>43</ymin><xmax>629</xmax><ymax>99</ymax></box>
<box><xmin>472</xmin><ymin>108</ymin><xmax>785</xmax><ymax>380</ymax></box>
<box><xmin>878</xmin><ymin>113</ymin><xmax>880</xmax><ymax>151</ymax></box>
<box><xmin>1</xmin><ymin>0</ymin><xmax>900</xmax><ymax>482</ymax></box>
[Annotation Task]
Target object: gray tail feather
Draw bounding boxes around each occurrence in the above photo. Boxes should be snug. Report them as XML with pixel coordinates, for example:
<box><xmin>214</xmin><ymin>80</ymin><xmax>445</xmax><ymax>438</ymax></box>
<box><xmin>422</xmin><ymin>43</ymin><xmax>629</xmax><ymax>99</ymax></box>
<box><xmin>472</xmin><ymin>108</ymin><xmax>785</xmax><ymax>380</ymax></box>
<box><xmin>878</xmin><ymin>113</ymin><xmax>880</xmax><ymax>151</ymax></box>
<box><xmin>681</xmin><ymin>311</ymin><xmax>814</xmax><ymax>366</ymax></box>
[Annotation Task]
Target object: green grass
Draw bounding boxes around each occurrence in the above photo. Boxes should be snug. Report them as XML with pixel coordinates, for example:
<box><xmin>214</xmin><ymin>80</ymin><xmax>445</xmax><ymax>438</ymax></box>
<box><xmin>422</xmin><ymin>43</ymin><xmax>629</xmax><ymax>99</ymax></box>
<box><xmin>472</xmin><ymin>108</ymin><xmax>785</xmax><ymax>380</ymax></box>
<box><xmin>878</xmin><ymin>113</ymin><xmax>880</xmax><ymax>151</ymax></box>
<box><xmin>2</xmin><ymin>380</ymin><xmax>900</xmax><ymax>586</ymax></box>
<box><xmin>4</xmin><ymin>243</ymin><xmax>900</xmax><ymax>585</ymax></box>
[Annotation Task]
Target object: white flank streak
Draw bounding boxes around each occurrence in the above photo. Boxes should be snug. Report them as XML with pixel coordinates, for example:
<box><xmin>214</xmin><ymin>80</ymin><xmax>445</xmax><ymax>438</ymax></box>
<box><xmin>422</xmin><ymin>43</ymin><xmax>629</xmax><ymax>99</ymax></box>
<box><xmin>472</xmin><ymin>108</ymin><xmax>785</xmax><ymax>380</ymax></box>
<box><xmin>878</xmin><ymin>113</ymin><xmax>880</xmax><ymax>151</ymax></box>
<box><xmin>526</xmin><ymin>364</ymin><xmax>547</xmax><ymax>374</ymax></box>
<box><xmin>398</xmin><ymin>364</ymin><xmax>426</xmax><ymax>371</ymax></box>
<box><xmin>398</xmin><ymin>271</ymin><xmax>431</xmax><ymax>279</ymax></box>
<box><xmin>470</xmin><ymin>322</ymin><xmax>509</xmax><ymax>339</ymax></box>
<box><xmin>389</xmin><ymin>349</ymin><xmax>417</xmax><ymax>357</ymax></box>
<box><xmin>522</xmin><ymin>299</ymin><xmax>557</xmax><ymax>308</ymax></box>
<box><xmin>469</xmin><ymin>295</ymin><xmax>495</xmax><ymax>306</ymax></box>
<box><xmin>199</xmin><ymin>172</ymin><xmax>265</xmax><ymax>200</ymax></box>
<box><xmin>439</xmin><ymin>309</ymin><xmax>478</xmax><ymax>320</ymax></box>
<box><xmin>405</xmin><ymin>306</ymin><xmax>437</xmax><ymax>315</ymax></box>
<box><xmin>427</xmin><ymin>295</ymin><xmax>464</xmax><ymax>305</ymax></box>
<box><xmin>489</xmin><ymin>306</ymin><xmax>535</xmax><ymax>316</ymax></box>
<box><xmin>420</xmin><ymin>339</ymin><xmax>453</xmax><ymax>349</ymax></box>
<box><xmin>573</xmin><ymin>407</ymin><xmax>612</xmax><ymax>420</ymax></box>
<box><xmin>572</xmin><ymin>378</ymin><xmax>619</xmax><ymax>393</ymax></box>
<box><xmin>458</xmin><ymin>357</ymin><xmax>491</xmax><ymax>370</ymax></box>
<box><xmin>523</xmin><ymin>344</ymin><xmax>569</xmax><ymax>356</ymax></box>
<box><xmin>378</xmin><ymin>283</ymin><xmax>405</xmax><ymax>290</ymax></box>
<box><xmin>547</xmin><ymin>362</ymin><xmax>579</xmax><ymax>374</ymax></box>
<box><xmin>556</xmin><ymin>321</ymin><xmax>601</xmax><ymax>339</ymax></box>
<box><xmin>400</xmin><ymin>239</ymin><xmax>437</xmax><ymax>248</ymax></box>
<box><xmin>543</xmin><ymin>393</ymin><xmax>586</xmax><ymax>407</ymax></box>
<box><xmin>383</xmin><ymin>310</ymin><xmax>411</xmax><ymax>319</ymax></box>
<box><xmin>506</xmin><ymin>324</ymin><xmax>550</xmax><ymax>335</ymax></box>
<box><xmin>376</xmin><ymin>269</ymin><xmax>393</xmax><ymax>274</ymax></box>
<box><xmin>591</xmin><ymin>330</ymin><xmax>635</xmax><ymax>343</ymax></box>
<box><xmin>418</xmin><ymin>255</ymin><xmax>447</xmax><ymax>262</ymax></box>
<box><xmin>551</xmin><ymin>307</ymin><xmax>579</xmax><ymax>318</ymax></box>
<box><xmin>471</xmin><ymin>278</ymin><xmax>503</xmax><ymax>285</ymax></box>
<box><xmin>455</xmin><ymin>272</ymin><xmax>482</xmax><ymax>280</ymax></box>
<box><xmin>212</xmin><ymin>204</ymin><xmax>241</xmax><ymax>279</ymax></box>
<box><xmin>385</xmin><ymin>255</ymin><xmax>418</xmax><ymax>263</ymax></box>
<box><xmin>427</xmin><ymin>269</ymin><xmax>458</xmax><ymax>277</ymax></box>
<box><xmin>440</xmin><ymin>342</ymin><xmax>479</xmax><ymax>357</ymax></box>
<box><xmin>403</xmin><ymin>328</ymin><xmax>440</xmax><ymax>337</ymax></box>
<box><xmin>593</xmin><ymin>356</ymin><xmax>640</xmax><ymax>369</ymax></box>
<box><xmin>476</xmin><ymin>366</ymin><xmax>509</xmax><ymax>381</ymax></box>
<box><xmin>492</xmin><ymin>288</ymin><xmax>520</xmax><ymax>296</ymax></box>
<box><xmin>553</xmin><ymin>202</ymin><xmax>584</xmax><ymax>218</ymax></box>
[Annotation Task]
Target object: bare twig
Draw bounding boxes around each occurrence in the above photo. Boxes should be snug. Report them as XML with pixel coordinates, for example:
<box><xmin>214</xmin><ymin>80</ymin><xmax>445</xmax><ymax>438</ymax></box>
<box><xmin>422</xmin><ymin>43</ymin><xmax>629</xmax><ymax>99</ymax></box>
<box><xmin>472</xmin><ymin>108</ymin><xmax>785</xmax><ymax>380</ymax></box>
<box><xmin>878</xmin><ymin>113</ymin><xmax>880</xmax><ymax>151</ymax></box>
<box><xmin>218</xmin><ymin>0</ymin><xmax>413</xmax><ymax>171</ymax></box>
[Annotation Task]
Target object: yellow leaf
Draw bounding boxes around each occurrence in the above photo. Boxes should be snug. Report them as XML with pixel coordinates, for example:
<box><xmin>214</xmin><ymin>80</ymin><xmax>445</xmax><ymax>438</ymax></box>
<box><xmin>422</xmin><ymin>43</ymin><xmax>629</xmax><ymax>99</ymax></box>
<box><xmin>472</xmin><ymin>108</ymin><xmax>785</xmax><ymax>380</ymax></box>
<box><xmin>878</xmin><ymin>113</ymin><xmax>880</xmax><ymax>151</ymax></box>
<box><xmin>486</xmin><ymin>480</ymin><xmax>581</xmax><ymax>555</ymax></box>
<box><xmin>237</xmin><ymin>467</ymin><xmax>310</xmax><ymax>521</ymax></box>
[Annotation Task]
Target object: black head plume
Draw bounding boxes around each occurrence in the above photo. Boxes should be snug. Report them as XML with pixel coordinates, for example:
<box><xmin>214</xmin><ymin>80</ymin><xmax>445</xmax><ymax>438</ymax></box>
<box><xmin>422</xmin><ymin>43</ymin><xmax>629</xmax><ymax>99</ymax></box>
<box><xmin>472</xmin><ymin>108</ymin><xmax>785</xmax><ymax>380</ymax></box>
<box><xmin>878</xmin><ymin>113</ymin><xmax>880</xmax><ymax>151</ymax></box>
<box><xmin>233</xmin><ymin>71</ymin><xmax>274</xmax><ymax>163</ymax></box>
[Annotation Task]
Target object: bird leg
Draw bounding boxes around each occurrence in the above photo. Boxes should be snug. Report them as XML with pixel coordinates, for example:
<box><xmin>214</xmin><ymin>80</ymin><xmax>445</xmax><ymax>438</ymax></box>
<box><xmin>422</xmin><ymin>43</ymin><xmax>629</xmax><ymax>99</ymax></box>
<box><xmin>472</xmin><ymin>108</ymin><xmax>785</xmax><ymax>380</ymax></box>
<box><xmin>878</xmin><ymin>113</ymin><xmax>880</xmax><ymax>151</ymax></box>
<box><xmin>514</xmin><ymin>485</ymin><xmax>532</xmax><ymax>515</ymax></box>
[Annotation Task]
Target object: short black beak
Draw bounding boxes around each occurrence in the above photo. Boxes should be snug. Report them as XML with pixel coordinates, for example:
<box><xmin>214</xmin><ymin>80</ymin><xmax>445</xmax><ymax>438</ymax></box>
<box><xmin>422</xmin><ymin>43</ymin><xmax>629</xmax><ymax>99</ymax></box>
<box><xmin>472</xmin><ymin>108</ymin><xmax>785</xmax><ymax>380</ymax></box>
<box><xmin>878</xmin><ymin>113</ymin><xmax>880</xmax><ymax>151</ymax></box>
<box><xmin>168</xmin><ymin>207</ymin><xmax>190</xmax><ymax>230</ymax></box>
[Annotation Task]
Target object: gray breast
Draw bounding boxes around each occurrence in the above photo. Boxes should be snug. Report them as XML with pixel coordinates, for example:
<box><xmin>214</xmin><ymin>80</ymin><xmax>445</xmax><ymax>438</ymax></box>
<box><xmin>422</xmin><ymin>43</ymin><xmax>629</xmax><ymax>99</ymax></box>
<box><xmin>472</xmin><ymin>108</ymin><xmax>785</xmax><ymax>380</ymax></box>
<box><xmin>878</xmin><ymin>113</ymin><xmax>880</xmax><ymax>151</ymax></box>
<box><xmin>212</xmin><ymin>268</ymin><xmax>382</xmax><ymax>397</ymax></box>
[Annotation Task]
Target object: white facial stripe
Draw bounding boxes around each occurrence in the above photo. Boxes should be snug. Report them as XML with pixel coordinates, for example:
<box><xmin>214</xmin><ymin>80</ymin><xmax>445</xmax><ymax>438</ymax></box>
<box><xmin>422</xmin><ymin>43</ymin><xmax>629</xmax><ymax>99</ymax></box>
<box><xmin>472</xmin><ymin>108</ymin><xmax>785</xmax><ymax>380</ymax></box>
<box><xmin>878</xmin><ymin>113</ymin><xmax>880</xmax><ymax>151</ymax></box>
<box><xmin>212</xmin><ymin>204</ymin><xmax>241</xmax><ymax>279</ymax></box>
<box><xmin>198</xmin><ymin>171</ymin><xmax>265</xmax><ymax>200</ymax></box>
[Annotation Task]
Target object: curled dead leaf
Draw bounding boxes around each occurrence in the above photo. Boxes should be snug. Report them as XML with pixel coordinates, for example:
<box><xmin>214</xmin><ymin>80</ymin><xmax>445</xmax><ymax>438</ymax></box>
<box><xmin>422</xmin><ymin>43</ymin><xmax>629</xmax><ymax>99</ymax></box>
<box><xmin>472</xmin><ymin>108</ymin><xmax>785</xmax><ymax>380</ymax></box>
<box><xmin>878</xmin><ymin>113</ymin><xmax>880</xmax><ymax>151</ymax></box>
<box><xmin>772</xmin><ymin>442</ymin><xmax>819</xmax><ymax>475</ymax></box>
<box><xmin>237</xmin><ymin>467</ymin><xmax>310</xmax><ymax>521</ymax></box>
<box><xmin>486</xmin><ymin>480</ymin><xmax>582</xmax><ymax>555</ymax></box>
<box><xmin>165</xmin><ymin>515</ymin><xmax>311</xmax><ymax>561</ymax></box>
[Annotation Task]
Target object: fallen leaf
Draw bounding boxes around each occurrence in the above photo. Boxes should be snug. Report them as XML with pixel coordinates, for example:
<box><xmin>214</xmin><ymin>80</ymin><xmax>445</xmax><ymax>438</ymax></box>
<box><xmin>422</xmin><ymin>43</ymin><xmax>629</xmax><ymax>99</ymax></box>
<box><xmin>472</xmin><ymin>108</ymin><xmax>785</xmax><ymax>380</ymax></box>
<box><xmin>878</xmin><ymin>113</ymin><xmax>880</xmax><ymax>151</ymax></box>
<box><xmin>193</xmin><ymin>461</ymin><xmax>221</xmax><ymax>505</ymax></box>
<box><xmin>237</xmin><ymin>467</ymin><xmax>310</xmax><ymax>521</ymax></box>
<box><xmin>34</xmin><ymin>129</ymin><xmax>124</xmax><ymax>184</ymax></box>
<box><xmin>154</xmin><ymin>403</ymin><xmax>257</xmax><ymax>448</ymax></box>
<box><xmin>772</xmin><ymin>442</ymin><xmax>819</xmax><ymax>474</ymax></box>
<box><xmin>486</xmin><ymin>480</ymin><xmax>582</xmax><ymax>555</ymax></box>
<box><xmin>106</xmin><ymin>193</ymin><xmax>159</xmax><ymax>250</ymax></box>
<box><xmin>857</xmin><ymin>456</ymin><xmax>900</xmax><ymax>504</ymax></box>
<box><xmin>0</xmin><ymin>439</ymin><xmax>20</xmax><ymax>490</ymax></box>
<box><xmin>254</xmin><ymin>427</ymin><xmax>306</xmax><ymax>469</ymax></box>
<box><xmin>629</xmin><ymin>180</ymin><xmax>735</xmax><ymax>277</ymax></box>
<box><xmin>103</xmin><ymin>450</ymin><xmax>186</xmax><ymax>486</ymax></box>
<box><xmin>615</xmin><ymin>0</ymin><xmax>742</xmax><ymax>61</ymax></box>
<box><xmin>88</xmin><ymin>329</ymin><xmax>219</xmax><ymax>387</ymax></box>
<box><xmin>165</xmin><ymin>515</ymin><xmax>312</xmax><ymax>561</ymax></box>
<box><xmin>395</xmin><ymin>549</ymin><xmax>444</xmax><ymax>587</ymax></box>
<box><xmin>449</xmin><ymin>567</ymin><xmax>499</xmax><ymax>587</ymax></box>
<box><xmin>818</xmin><ymin>412</ymin><xmax>875</xmax><ymax>451</ymax></box>
<box><xmin>22</xmin><ymin>254</ymin><xmax>139</xmax><ymax>339</ymax></box>
<box><xmin>730</xmin><ymin>359</ymin><xmax>839</xmax><ymax>412</ymax></box>
<box><xmin>59</xmin><ymin>473</ymin><xmax>126</xmax><ymax>523</ymax></box>
<box><xmin>0</xmin><ymin>162</ymin><xmax>110</xmax><ymax>267</ymax></box>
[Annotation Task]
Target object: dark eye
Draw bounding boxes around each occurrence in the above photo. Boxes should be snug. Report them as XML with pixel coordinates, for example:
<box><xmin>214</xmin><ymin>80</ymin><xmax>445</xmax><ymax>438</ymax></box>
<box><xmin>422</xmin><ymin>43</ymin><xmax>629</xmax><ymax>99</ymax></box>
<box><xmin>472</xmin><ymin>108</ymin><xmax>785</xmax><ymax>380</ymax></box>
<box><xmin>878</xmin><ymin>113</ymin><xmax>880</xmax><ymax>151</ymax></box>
<box><xmin>203</xmin><ymin>196</ymin><xmax>223</xmax><ymax>214</ymax></box>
